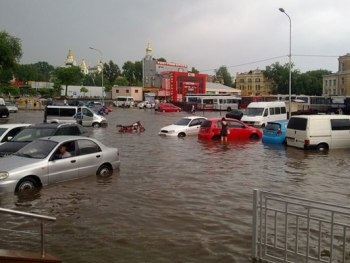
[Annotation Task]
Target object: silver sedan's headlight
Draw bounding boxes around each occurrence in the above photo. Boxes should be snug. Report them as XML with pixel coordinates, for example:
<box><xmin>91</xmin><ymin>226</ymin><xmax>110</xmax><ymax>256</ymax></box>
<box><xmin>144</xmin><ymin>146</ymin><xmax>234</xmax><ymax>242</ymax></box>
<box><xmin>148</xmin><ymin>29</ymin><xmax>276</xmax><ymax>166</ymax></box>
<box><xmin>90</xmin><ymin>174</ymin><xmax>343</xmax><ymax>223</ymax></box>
<box><xmin>0</xmin><ymin>172</ymin><xmax>9</xmax><ymax>180</ymax></box>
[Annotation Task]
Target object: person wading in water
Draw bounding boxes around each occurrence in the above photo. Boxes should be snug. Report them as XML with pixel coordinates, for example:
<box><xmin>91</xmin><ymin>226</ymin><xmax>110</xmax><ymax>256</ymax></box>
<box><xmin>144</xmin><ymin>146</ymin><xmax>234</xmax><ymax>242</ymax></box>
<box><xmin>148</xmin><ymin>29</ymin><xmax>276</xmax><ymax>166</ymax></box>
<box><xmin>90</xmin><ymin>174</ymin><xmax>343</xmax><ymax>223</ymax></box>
<box><xmin>220</xmin><ymin>117</ymin><xmax>228</xmax><ymax>143</ymax></box>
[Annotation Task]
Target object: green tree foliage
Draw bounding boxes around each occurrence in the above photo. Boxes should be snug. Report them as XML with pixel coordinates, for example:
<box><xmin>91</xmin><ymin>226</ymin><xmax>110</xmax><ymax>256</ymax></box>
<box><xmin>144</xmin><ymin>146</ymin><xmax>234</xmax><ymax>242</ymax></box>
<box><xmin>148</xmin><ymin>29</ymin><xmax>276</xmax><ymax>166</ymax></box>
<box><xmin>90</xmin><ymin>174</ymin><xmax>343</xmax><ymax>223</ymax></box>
<box><xmin>0</xmin><ymin>31</ymin><xmax>22</xmax><ymax>69</ymax></box>
<box><xmin>33</xmin><ymin>61</ymin><xmax>55</xmax><ymax>81</ymax></box>
<box><xmin>122</xmin><ymin>61</ymin><xmax>142</xmax><ymax>86</ymax></box>
<box><xmin>215</xmin><ymin>66</ymin><xmax>233</xmax><ymax>87</ymax></box>
<box><xmin>80</xmin><ymin>86</ymin><xmax>88</xmax><ymax>96</ymax></box>
<box><xmin>0</xmin><ymin>68</ymin><xmax>13</xmax><ymax>84</ymax></box>
<box><xmin>115</xmin><ymin>76</ymin><xmax>129</xmax><ymax>86</ymax></box>
<box><xmin>190</xmin><ymin>67</ymin><xmax>199</xmax><ymax>73</ymax></box>
<box><xmin>134</xmin><ymin>61</ymin><xmax>143</xmax><ymax>85</ymax></box>
<box><xmin>104</xmin><ymin>60</ymin><xmax>121</xmax><ymax>88</ymax></box>
<box><xmin>54</xmin><ymin>66</ymin><xmax>83</xmax><ymax>97</ymax></box>
<box><xmin>264</xmin><ymin>62</ymin><xmax>330</xmax><ymax>95</ymax></box>
<box><xmin>0</xmin><ymin>85</ymin><xmax>20</xmax><ymax>97</ymax></box>
<box><xmin>294</xmin><ymin>70</ymin><xmax>331</xmax><ymax>95</ymax></box>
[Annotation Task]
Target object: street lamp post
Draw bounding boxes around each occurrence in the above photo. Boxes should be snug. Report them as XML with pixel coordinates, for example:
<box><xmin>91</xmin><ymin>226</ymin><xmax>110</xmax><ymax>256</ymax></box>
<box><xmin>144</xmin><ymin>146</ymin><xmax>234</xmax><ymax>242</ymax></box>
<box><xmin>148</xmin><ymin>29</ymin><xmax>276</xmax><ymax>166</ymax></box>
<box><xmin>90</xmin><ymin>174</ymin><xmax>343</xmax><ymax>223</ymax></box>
<box><xmin>279</xmin><ymin>8</ymin><xmax>292</xmax><ymax>118</ymax></box>
<box><xmin>89</xmin><ymin>46</ymin><xmax>104</xmax><ymax>105</ymax></box>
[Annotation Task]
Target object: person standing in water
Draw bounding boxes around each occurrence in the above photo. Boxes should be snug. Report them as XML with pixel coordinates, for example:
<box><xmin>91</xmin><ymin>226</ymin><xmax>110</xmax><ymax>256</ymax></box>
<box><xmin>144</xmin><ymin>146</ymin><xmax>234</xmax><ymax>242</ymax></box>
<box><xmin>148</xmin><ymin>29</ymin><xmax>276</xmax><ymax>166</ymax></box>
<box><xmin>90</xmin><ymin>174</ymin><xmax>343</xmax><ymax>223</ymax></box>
<box><xmin>220</xmin><ymin>117</ymin><xmax>228</xmax><ymax>143</ymax></box>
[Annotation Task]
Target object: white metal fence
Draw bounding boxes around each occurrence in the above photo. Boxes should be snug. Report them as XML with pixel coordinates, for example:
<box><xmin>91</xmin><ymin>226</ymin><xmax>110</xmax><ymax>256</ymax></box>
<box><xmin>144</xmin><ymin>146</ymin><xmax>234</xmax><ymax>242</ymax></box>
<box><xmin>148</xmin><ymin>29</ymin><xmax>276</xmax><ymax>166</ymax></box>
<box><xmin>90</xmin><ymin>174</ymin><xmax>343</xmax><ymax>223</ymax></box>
<box><xmin>252</xmin><ymin>189</ymin><xmax>350</xmax><ymax>263</ymax></box>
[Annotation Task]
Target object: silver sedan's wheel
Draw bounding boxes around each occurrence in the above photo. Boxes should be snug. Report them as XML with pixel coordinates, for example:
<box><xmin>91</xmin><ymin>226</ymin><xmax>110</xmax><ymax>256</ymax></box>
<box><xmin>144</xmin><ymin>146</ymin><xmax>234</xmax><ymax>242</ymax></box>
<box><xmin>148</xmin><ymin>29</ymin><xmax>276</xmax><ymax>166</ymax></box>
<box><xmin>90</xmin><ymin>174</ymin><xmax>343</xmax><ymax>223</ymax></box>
<box><xmin>97</xmin><ymin>164</ymin><xmax>112</xmax><ymax>176</ymax></box>
<box><xmin>16</xmin><ymin>178</ymin><xmax>38</xmax><ymax>193</ymax></box>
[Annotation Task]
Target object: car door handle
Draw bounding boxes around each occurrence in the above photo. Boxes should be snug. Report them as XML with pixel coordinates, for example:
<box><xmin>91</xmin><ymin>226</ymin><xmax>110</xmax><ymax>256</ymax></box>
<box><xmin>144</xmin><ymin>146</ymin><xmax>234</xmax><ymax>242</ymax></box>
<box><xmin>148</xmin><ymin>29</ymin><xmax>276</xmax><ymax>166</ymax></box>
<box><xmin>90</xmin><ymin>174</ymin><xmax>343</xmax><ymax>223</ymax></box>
<box><xmin>96</xmin><ymin>155</ymin><xmax>101</xmax><ymax>158</ymax></box>
<box><xmin>71</xmin><ymin>160</ymin><xmax>76</xmax><ymax>163</ymax></box>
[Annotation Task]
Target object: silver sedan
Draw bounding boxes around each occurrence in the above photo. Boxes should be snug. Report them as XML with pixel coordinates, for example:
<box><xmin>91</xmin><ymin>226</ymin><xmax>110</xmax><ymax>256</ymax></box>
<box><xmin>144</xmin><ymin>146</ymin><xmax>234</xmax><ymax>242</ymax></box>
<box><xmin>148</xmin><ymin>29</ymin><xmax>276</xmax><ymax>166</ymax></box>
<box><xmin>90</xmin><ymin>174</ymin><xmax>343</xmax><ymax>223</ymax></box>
<box><xmin>0</xmin><ymin>136</ymin><xmax>120</xmax><ymax>194</ymax></box>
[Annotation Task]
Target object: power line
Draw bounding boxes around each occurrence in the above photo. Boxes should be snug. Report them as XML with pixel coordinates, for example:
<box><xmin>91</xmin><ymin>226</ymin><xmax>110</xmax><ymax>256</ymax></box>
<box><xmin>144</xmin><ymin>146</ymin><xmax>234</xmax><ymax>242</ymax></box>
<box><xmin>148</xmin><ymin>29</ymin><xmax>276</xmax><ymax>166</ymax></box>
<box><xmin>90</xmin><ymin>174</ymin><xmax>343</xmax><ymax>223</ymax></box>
<box><xmin>199</xmin><ymin>54</ymin><xmax>339</xmax><ymax>73</ymax></box>
<box><xmin>200</xmin><ymin>55</ymin><xmax>287</xmax><ymax>72</ymax></box>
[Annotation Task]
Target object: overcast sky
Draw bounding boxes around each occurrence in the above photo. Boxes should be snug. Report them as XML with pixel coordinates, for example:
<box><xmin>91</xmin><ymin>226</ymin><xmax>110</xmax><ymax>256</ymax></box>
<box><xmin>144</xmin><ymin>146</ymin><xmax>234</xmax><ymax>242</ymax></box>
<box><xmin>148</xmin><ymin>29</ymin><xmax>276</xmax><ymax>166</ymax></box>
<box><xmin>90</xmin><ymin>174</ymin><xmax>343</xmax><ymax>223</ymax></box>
<box><xmin>1</xmin><ymin>0</ymin><xmax>349</xmax><ymax>76</ymax></box>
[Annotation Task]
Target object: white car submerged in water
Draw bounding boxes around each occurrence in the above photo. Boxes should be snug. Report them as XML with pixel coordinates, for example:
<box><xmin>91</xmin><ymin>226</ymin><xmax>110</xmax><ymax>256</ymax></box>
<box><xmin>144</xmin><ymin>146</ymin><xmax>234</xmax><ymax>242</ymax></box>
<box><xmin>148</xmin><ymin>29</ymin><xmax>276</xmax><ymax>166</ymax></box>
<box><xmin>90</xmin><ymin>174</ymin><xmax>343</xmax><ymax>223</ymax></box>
<box><xmin>158</xmin><ymin>116</ymin><xmax>207</xmax><ymax>137</ymax></box>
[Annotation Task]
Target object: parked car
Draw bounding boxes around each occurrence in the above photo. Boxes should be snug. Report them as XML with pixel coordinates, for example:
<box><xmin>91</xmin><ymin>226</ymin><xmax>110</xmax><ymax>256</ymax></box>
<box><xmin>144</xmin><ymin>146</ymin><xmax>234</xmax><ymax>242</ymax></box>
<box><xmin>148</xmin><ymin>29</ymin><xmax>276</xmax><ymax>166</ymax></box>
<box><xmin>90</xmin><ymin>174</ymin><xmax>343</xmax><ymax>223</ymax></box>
<box><xmin>0</xmin><ymin>136</ymin><xmax>120</xmax><ymax>194</ymax></box>
<box><xmin>262</xmin><ymin>120</ymin><xmax>288</xmax><ymax>144</ymax></box>
<box><xmin>0</xmin><ymin>98</ymin><xmax>10</xmax><ymax>118</ymax></box>
<box><xmin>159</xmin><ymin>116</ymin><xmax>207</xmax><ymax>137</ymax></box>
<box><xmin>158</xmin><ymin>103</ymin><xmax>182</xmax><ymax>112</ymax></box>
<box><xmin>225</xmin><ymin>109</ymin><xmax>245</xmax><ymax>120</ymax></box>
<box><xmin>0</xmin><ymin>123</ymin><xmax>88</xmax><ymax>157</ymax></box>
<box><xmin>0</xmin><ymin>124</ymin><xmax>31</xmax><ymax>145</ymax></box>
<box><xmin>198</xmin><ymin>117</ymin><xmax>262</xmax><ymax>141</ymax></box>
<box><xmin>138</xmin><ymin>101</ymin><xmax>155</xmax><ymax>109</ymax></box>
<box><xmin>5</xmin><ymin>101</ymin><xmax>18</xmax><ymax>113</ymax></box>
<box><xmin>85</xmin><ymin>101</ymin><xmax>103</xmax><ymax>107</ymax></box>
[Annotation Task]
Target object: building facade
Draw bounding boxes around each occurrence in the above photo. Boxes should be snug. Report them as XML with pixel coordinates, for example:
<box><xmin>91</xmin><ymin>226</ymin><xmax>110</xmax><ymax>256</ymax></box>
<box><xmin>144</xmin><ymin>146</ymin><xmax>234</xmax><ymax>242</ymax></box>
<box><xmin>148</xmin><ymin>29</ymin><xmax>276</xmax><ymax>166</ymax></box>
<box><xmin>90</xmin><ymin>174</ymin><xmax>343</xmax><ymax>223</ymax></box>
<box><xmin>323</xmin><ymin>54</ymin><xmax>350</xmax><ymax>96</ymax></box>
<box><xmin>235</xmin><ymin>69</ymin><xmax>273</xmax><ymax>96</ymax></box>
<box><xmin>111</xmin><ymin>86</ymin><xmax>143</xmax><ymax>101</ymax></box>
<box><xmin>142</xmin><ymin>43</ymin><xmax>207</xmax><ymax>102</ymax></box>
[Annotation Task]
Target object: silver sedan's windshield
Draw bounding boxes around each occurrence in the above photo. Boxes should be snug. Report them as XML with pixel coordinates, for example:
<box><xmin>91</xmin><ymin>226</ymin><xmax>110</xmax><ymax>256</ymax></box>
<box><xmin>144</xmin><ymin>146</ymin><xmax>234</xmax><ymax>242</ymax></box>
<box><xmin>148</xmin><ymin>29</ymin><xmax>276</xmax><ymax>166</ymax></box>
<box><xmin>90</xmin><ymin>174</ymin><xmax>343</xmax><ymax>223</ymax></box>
<box><xmin>15</xmin><ymin>140</ymin><xmax>58</xmax><ymax>159</ymax></box>
<box><xmin>175</xmin><ymin>118</ymin><xmax>191</xmax><ymax>126</ymax></box>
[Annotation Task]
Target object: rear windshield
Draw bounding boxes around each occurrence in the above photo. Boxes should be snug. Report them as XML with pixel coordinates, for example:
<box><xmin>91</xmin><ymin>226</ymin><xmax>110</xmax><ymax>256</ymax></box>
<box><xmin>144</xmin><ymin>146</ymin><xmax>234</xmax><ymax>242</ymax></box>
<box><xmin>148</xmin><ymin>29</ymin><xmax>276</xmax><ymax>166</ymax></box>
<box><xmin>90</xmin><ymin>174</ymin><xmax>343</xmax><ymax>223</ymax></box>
<box><xmin>265</xmin><ymin>123</ymin><xmax>281</xmax><ymax>131</ymax></box>
<box><xmin>287</xmin><ymin>117</ymin><xmax>307</xmax><ymax>130</ymax></box>
<box><xmin>200</xmin><ymin>120</ymin><xmax>212</xmax><ymax>128</ymax></box>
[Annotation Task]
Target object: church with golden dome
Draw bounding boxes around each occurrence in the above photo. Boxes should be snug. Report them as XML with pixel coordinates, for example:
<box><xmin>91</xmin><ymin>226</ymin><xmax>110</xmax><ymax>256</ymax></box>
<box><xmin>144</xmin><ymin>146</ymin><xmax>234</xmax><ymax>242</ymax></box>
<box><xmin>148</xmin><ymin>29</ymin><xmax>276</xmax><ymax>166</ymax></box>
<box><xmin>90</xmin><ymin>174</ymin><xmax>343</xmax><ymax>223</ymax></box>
<box><xmin>64</xmin><ymin>49</ymin><xmax>101</xmax><ymax>75</ymax></box>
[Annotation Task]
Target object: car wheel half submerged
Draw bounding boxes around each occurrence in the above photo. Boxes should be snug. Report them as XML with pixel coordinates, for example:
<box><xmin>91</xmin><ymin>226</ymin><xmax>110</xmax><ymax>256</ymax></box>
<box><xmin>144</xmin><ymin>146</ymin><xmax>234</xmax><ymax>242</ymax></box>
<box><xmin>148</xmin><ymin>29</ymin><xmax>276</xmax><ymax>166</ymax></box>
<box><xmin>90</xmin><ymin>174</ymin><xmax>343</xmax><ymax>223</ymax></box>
<box><xmin>97</xmin><ymin>164</ymin><xmax>112</xmax><ymax>177</ymax></box>
<box><xmin>178</xmin><ymin>132</ymin><xmax>186</xmax><ymax>138</ymax></box>
<box><xmin>250</xmin><ymin>134</ymin><xmax>260</xmax><ymax>141</ymax></box>
<box><xmin>16</xmin><ymin>177</ymin><xmax>39</xmax><ymax>193</ymax></box>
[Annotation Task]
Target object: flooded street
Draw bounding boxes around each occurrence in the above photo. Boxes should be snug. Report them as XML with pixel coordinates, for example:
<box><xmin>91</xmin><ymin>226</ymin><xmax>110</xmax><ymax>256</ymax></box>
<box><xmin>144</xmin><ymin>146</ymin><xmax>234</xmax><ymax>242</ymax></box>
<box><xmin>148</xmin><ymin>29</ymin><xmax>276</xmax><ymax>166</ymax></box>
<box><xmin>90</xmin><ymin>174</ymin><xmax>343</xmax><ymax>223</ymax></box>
<box><xmin>0</xmin><ymin>108</ymin><xmax>350</xmax><ymax>263</ymax></box>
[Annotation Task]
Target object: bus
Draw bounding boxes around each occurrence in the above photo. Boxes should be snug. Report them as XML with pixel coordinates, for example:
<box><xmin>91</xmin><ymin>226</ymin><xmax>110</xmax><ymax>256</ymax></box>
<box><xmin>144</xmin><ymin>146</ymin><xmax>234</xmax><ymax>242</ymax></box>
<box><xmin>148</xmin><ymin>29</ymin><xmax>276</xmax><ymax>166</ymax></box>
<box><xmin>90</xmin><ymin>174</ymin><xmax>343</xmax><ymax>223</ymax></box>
<box><xmin>184</xmin><ymin>94</ymin><xmax>241</xmax><ymax>111</ymax></box>
<box><xmin>240</xmin><ymin>95</ymin><xmax>289</xmax><ymax>109</ymax></box>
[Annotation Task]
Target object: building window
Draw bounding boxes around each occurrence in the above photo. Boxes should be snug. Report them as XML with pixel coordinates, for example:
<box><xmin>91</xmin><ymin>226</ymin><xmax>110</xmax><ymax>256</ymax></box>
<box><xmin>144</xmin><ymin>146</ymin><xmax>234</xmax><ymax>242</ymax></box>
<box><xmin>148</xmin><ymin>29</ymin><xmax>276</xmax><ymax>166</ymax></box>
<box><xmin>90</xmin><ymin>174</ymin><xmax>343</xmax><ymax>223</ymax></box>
<box><xmin>126</xmin><ymin>90</ymin><xmax>129</xmax><ymax>93</ymax></box>
<box><xmin>135</xmin><ymin>89</ymin><xmax>139</xmax><ymax>93</ymax></box>
<box><xmin>325</xmin><ymin>80</ymin><xmax>328</xmax><ymax>86</ymax></box>
<box><xmin>116</xmin><ymin>90</ymin><xmax>119</xmax><ymax>93</ymax></box>
<box><xmin>342</xmin><ymin>78</ymin><xmax>345</xmax><ymax>85</ymax></box>
<box><xmin>333</xmin><ymin>79</ymin><xmax>336</xmax><ymax>86</ymax></box>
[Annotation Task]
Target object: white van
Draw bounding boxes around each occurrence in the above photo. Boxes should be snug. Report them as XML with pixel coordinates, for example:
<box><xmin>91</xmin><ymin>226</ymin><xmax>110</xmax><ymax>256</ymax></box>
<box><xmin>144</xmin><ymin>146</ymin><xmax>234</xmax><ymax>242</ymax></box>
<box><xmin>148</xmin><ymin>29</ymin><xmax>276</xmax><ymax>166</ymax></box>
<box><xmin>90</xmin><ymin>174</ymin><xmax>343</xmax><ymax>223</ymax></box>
<box><xmin>45</xmin><ymin>106</ymin><xmax>107</xmax><ymax>127</ymax></box>
<box><xmin>286</xmin><ymin>115</ymin><xmax>350</xmax><ymax>150</ymax></box>
<box><xmin>113</xmin><ymin>96</ymin><xmax>134</xmax><ymax>108</ymax></box>
<box><xmin>241</xmin><ymin>101</ymin><xmax>287</xmax><ymax>128</ymax></box>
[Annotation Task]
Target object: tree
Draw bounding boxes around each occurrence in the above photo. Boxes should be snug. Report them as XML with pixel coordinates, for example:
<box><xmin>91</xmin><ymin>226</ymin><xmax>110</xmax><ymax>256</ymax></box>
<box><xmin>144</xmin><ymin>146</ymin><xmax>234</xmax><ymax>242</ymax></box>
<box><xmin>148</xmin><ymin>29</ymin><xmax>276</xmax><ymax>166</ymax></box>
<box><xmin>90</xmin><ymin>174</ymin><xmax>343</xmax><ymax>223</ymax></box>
<box><xmin>190</xmin><ymin>67</ymin><xmax>199</xmax><ymax>73</ymax></box>
<box><xmin>0</xmin><ymin>31</ymin><xmax>22</xmax><ymax>69</ymax></box>
<box><xmin>115</xmin><ymin>76</ymin><xmax>129</xmax><ymax>86</ymax></box>
<box><xmin>54</xmin><ymin>66</ymin><xmax>83</xmax><ymax>97</ymax></box>
<box><xmin>103</xmin><ymin>60</ymin><xmax>121</xmax><ymax>89</ymax></box>
<box><xmin>33</xmin><ymin>61</ymin><xmax>55</xmax><ymax>81</ymax></box>
<box><xmin>295</xmin><ymin>70</ymin><xmax>331</xmax><ymax>95</ymax></box>
<box><xmin>264</xmin><ymin>62</ymin><xmax>299</xmax><ymax>94</ymax></box>
<box><xmin>122</xmin><ymin>61</ymin><xmax>140</xmax><ymax>85</ymax></box>
<box><xmin>80</xmin><ymin>86</ymin><xmax>88</xmax><ymax>97</ymax></box>
<box><xmin>215</xmin><ymin>66</ymin><xmax>233</xmax><ymax>87</ymax></box>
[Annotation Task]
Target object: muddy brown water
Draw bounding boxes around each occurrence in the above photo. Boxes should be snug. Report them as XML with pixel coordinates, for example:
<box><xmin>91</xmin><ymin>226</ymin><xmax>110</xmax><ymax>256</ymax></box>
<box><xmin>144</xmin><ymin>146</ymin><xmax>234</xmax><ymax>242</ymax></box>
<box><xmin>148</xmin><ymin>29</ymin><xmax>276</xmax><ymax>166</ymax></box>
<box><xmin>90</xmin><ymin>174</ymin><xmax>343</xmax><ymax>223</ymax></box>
<box><xmin>0</xmin><ymin>108</ymin><xmax>349</xmax><ymax>263</ymax></box>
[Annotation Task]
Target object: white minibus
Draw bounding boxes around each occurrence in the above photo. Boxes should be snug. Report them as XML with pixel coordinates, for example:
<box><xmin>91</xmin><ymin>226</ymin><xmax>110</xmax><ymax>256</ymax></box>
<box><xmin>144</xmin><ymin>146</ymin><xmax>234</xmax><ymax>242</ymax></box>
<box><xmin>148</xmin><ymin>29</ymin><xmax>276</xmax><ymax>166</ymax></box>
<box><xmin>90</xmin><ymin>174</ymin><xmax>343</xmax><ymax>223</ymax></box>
<box><xmin>113</xmin><ymin>96</ymin><xmax>135</xmax><ymax>107</ymax></box>
<box><xmin>45</xmin><ymin>106</ymin><xmax>107</xmax><ymax>127</ymax></box>
<box><xmin>286</xmin><ymin>115</ymin><xmax>350</xmax><ymax>151</ymax></box>
<box><xmin>241</xmin><ymin>101</ymin><xmax>287</xmax><ymax>128</ymax></box>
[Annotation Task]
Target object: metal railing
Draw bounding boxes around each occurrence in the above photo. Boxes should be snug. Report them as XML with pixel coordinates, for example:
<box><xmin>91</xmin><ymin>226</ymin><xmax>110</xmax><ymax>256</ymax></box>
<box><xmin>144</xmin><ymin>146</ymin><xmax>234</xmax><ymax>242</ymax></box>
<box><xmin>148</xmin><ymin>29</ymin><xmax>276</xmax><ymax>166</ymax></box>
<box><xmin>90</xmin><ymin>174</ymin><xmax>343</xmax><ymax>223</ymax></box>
<box><xmin>0</xmin><ymin>207</ymin><xmax>56</xmax><ymax>258</ymax></box>
<box><xmin>252</xmin><ymin>189</ymin><xmax>350</xmax><ymax>263</ymax></box>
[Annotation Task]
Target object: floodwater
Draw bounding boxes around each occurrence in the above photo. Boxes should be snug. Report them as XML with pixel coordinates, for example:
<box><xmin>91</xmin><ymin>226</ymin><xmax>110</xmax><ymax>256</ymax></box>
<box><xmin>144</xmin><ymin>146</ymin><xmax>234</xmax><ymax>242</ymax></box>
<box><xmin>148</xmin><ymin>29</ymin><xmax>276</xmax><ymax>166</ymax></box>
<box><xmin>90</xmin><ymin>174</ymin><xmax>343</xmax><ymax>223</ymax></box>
<box><xmin>0</xmin><ymin>108</ymin><xmax>349</xmax><ymax>263</ymax></box>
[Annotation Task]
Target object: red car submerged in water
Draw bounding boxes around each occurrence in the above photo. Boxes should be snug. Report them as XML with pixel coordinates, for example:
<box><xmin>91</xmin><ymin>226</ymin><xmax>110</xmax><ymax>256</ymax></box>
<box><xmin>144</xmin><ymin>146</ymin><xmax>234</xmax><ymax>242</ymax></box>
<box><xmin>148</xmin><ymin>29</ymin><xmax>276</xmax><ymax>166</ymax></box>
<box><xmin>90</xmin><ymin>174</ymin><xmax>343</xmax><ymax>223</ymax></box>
<box><xmin>157</xmin><ymin>103</ymin><xmax>182</xmax><ymax>112</ymax></box>
<box><xmin>198</xmin><ymin>117</ymin><xmax>262</xmax><ymax>141</ymax></box>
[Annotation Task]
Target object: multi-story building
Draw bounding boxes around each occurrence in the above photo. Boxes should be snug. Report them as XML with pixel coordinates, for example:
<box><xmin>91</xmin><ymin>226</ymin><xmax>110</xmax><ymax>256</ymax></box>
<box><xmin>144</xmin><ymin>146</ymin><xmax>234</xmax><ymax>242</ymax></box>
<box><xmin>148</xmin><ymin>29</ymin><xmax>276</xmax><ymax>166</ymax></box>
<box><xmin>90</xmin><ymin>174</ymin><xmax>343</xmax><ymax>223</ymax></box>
<box><xmin>235</xmin><ymin>69</ymin><xmax>273</xmax><ymax>96</ymax></box>
<box><xmin>323</xmin><ymin>54</ymin><xmax>350</xmax><ymax>96</ymax></box>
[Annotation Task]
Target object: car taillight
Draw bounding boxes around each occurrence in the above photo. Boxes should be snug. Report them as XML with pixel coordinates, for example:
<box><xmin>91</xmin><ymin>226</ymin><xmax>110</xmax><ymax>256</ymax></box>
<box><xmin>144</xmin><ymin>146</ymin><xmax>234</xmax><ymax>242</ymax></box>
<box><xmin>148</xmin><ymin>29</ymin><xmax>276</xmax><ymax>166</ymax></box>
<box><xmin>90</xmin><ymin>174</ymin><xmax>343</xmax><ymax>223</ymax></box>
<box><xmin>304</xmin><ymin>139</ymin><xmax>310</xmax><ymax>145</ymax></box>
<box><xmin>277</xmin><ymin>129</ymin><xmax>282</xmax><ymax>136</ymax></box>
